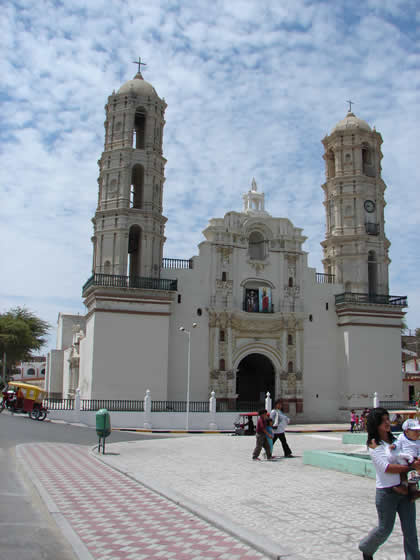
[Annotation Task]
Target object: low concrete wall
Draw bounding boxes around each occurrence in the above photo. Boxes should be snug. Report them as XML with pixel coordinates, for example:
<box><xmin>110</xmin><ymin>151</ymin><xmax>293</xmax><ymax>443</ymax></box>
<box><xmin>303</xmin><ymin>450</ymin><xmax>375</xmax><ymax>479</ymax></box>
<box><xmin>48</xmin><ymin>410</ymin><xmax>239</xmax><ymax>431</ymax></box>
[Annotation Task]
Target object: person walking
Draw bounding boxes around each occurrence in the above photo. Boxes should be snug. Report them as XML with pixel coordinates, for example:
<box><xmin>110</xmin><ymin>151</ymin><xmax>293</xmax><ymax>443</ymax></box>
<box><xmin>270</xmin><ymin>400</ymin><xmax>293</xmax><ymax>457</ymax></box>
<box><xmin>252</xmin><ymin>409</ymin><xmax>272</xmax><ymax>461</ymax></box>
<box><xmin>350</xmin><ymin>409</ymin><xmax>356</xmax><ymax>432</ymax></box>
<box><xmin>358</xmin><ymin>407</ymin><xmax>420</xmax><ymax>560</ymax></box>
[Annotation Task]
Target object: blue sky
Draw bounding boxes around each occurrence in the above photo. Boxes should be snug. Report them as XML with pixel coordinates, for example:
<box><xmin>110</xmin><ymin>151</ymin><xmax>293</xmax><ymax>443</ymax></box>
<box><xmin>0</xmin><ymin>0</ymin><xmax>419</xmax><ymax>352</ymax></box>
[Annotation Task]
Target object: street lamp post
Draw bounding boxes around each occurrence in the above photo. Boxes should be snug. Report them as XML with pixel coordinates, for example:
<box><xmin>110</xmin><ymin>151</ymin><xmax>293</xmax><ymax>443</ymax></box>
<box><xmin>179</xmin><ymin>323</ymin><xmax>197</xmax><ymax>431</ymax></box>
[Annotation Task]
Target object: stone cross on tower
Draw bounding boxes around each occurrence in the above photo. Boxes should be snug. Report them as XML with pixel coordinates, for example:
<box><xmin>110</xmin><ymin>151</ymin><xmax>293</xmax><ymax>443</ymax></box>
<box><xmin>132</xmin><ymin>57</ymin><xmax>147</xmax><ymax>76</ymax></box>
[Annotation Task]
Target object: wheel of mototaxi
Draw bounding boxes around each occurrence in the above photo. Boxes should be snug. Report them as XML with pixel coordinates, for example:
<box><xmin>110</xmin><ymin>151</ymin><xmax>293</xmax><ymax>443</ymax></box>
<box><xmin>29</xmin><ymin>408</ymin><xmax>40</xmax><ymax>420</ymax></box>
<box><xmin>37</xmin><ymin>409</ymin><xmax>47</xmax><ymax>421</ymax></box>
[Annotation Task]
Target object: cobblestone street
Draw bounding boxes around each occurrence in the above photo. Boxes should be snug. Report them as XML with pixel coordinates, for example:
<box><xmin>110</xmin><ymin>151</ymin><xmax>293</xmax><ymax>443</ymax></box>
<box><xmin>18</xmin><ymin>432</ymin><xmax>418</xmax><ymax>559</ymax></box>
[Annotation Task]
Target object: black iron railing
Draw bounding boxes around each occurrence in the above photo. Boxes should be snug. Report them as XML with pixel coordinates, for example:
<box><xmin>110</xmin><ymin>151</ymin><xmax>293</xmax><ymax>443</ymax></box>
<box><xmin>162</xmin><ymin>258</ymin><xmax>193</xmax><ymax>270</ymax></box>
<box><xmin>81</xmin><ymin>399</ymin><xmax>145</xmax><ymax>411</ymax></box>
<box><xmin>44</xmin><ymin>398</ymin><xmax>75</xmax><ymax>410</ymax></box>
<box><xmin>82</xmin><ymin>273</ymin><xmax>178</xmax><ymax>293</ymax></box>
<box><xmin>151</xmin><ymin>401</ymin><xmax>209</xmax><ymax>412</ymax></box>
<box><xmin>47</xmin><ymin>399</ymin><xmax>268</xmax><ymax>413</ymax></box>
<box><xmin>380</xmin><ymin>401</ymin><xmax>417</xmax><ymax>410</ymax></box>
<box><xmin>316</xmin><ymin>273</ymin><xmax>336</xmax><ymax>284</ymax></box>
<box><xmin>216</xmin><ymin>400</ymin><xmax>264</xmax><ymax>412</ymax></box>
<box><xmin>242</xmin><ymin>303</ymin><xmax>274</xmax><ymax>313</ymax></box>
<box><xmin>335</xmin><ymin>293</ymin><xmax>408</xmax><ymax>307</ymax></box>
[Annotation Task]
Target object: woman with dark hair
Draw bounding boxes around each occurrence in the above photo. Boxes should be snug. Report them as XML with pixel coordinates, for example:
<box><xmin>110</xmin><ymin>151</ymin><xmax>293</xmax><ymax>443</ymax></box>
<box><xmin>359</xmin><ymin>407</ymin><xmax>420</xmax><ymax>560</ymax></box>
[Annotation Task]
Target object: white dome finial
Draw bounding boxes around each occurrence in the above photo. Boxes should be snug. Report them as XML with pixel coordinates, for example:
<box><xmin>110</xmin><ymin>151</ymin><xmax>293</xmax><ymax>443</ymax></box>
<box><xmin>251</xmin><ymin>177</ymin><xmax>257</xmax><ymax>191</ymax></box>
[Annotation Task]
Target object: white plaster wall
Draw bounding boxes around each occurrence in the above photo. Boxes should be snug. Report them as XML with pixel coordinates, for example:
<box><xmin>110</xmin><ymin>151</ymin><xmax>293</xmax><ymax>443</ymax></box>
<box><xmin>163</xmin><ymin>252</ymin><xmax>211</xmax><ymax>400</ymax></box>
<box><xmin>339</xmin><ymin>322</ymin><xmax>403</xmax><ymax>408</ymax></box>
<box><xmin>56</xmin><ymin>314</ymin><xmax>86</xmax><ymax>350</ymax></box>
<box><xmin>62</xmin><ymin>348</ymin><xmax>72</xmax><ymax>397</ymax></box>
<box><xmin>46</xmin><ymin>350</ymin><xmax>64</xmax><ymax>395</ymax></box>
<box><xmin>47</xmin><ymin>409</ymin><xmax>240</xmax><ymax>430</ymax></box>
<box><xmin>302</xmin><ymin>269</ymin><xmax>344</xmax><ymax>421</ymax></box>
<box><xmin>78</xmin><ymin>317</ymin><xmax>94</xmax><ymax>398</ymax></box>
<box><xmin>89</xmin><ymin>310</ymin><xmax>170</xmax><ymax>400</ymax></box>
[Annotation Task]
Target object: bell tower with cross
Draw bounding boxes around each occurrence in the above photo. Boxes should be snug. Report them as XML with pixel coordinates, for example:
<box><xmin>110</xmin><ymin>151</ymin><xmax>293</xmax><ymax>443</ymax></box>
<box><xmin>80</xmin><ymin>62</ymin><xmax>176</xmax><ymax>400</ymax></box>
<box><xmin>320</xmin><ymin>103</ymin><xmax>391</xmax><ymax>296</ymax></box>
<box><xmin>88</xmin><ymin>58</ymin><xmax>168</xmax><ymax>281</ymax></box>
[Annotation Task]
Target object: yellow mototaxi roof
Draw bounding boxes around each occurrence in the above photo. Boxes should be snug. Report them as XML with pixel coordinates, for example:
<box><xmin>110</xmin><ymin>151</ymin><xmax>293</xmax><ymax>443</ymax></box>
<box><xmin>8</xmin><ymin>382</ymin><xmax>47</xmax><ymax>401</ymax></box>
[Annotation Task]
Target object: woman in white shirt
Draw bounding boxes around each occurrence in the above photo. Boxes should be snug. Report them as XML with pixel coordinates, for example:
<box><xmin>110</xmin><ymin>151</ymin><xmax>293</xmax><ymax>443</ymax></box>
<box><xmin>359</xmin><ymin>407</ymin><xmax>420</xmax><ymax>560</ymax></box>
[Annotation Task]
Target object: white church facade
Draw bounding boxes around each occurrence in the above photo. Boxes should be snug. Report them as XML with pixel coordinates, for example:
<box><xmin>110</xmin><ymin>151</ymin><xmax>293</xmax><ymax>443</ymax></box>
<box><xmin>46</xmin><ymin>68</ymin><xmax>407</xmax><ymax>422</ymax></box>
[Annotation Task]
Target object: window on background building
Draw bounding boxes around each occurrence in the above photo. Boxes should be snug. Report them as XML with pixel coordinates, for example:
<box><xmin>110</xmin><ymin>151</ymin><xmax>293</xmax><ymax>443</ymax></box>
<box><xmin>219</xmin><ymin>359</ymin><xmax>225</xmax><ymax>371</ymax></box>
<box><xmin>288</xmin><ymin>361</ymin><xmax>293</xmax><ymax>373</ymax></box>
<box><xmin>27</xmin><ymin>368</ymin><xmax>35</xmax><ymax>376</ymax></box>
<box><xmin>288</xmin><ymin>334</ymin><xmax>293</xmax><ymax>345</ymax></box>
<box><xmin>220</xmin><ymin>330</ymin><xmax>225</xmax><ymax>342</ymax></box>
<box><xmin>41</xmin><ymin>369</ymin><xmax>45</xmax><ymax>376</ymax></box>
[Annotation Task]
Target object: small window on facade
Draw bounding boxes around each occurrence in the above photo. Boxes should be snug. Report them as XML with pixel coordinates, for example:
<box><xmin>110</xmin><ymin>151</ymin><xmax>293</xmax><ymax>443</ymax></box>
<box><xmin>177</xmin><ymin>294</ymin><xmax>181</xmax><ymax>304</ymax></box>
<box><xmin>220</xmin><ymin>330</ymin><xmax>225</xmax><ymax>342</ymax></box>
<box><xmin>288</xmin><ymin>277</ymin><xmax>294</xmax><ymax>287</ymax></box>
<box><xmin>219</xmin><ymin>359</ymin><xmax>225</xmax><ymax>371</ymax></box>
<box><xmin>309</xmin><ymin>314</ymin><xmax>313</xmax><ymax>322</ymax></box>
<box><xmin>222</xmin><ymin>272</ymin><xmax>227</xmax><ymax>282</ymax></box>
<box><xmin>288</xmin><ymin>334</ymin><xmax>293</xmax><ymax>346</ymax></box>
<box><xmin>288</xmin><ymin>361</ymin><xmax>293</xmax><ymax>373</ymax></box>
<box><xmin>326</xmin><ymin>302</ymin><xmax>329</xmax><ymax>310</ymax></box>
<box><xmin>197</xmin><ymin>308</ymin><xmax>202</xmax><ymax>316</ymax></box>
<box><xmin>27</xmin><ymin>368</ymin><xmax>35</xmax><ymax>376</ymax></box>
<box><xmin>41</xmin><ymin>369</ymin><xmax>45</xmax><ymax>376</ymax></box>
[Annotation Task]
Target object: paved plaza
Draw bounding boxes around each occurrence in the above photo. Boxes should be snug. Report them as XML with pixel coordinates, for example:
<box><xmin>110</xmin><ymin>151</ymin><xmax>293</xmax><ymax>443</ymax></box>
<box><xmin>18</xmin><ymin>430</ymin><xmax>419</xmax><ymax>559</ymax></box>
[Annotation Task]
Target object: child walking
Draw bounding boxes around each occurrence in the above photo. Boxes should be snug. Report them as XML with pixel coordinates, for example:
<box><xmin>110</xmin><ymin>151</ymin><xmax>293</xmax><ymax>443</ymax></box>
<box><xmin>265</xmin><ymin>417</ymin><xmax>274</xmax><ymax>457</ymax></box>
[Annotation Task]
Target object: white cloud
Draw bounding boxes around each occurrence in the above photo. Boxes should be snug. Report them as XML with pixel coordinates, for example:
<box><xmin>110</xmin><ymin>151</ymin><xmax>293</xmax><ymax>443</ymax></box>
<box><xmin>1</xmin><ymin>0</ymin><xmax>419</xmax><ymax>352</ymax></box>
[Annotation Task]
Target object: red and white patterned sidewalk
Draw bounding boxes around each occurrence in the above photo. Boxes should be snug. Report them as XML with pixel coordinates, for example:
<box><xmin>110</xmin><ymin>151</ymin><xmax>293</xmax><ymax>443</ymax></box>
<box><xmin>19</xmin><ymin>443</ymin><xmax>268</xmax><ymax>560</ymax></box>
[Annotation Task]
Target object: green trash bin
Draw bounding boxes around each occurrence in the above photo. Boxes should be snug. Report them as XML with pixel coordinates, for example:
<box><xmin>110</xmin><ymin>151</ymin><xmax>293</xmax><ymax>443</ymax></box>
<box><xmin>96</xmin><ymin>409</ymin><xmax>111</xmax><ymax>453</ymax></box>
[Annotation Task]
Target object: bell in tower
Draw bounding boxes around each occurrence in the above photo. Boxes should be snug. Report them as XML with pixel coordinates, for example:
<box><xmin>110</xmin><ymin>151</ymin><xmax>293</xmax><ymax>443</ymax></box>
<box><xmin>320</xmin><ymin>104</ymin><xmax>390</xmax><ymax>297</ymax></box>
<box><xmin>91</xmin><ymin>58</ymin><xmax>167</xmax><ymax>282</ymax></box>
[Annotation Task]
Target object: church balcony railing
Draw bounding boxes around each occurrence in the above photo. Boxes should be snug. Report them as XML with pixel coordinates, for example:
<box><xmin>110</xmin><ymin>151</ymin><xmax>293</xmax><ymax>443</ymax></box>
<box><xmin>82</xmin><ymin>273</ymin><xmax>178</xmax><ymax>293</ymax></box>
<box><xmin>365</xmin><ymin>222</ymin><xmax>380</xmax><ymax>235</ymax></box>
<box><xmin>316</xmin><ymin>273</ymin><xmax>336</xmax><ymax>284</ymax></box>
<box><xmin>161</xmin><ymin>258</ymin><xmax>193</xmax><ymax>270</ymax></box>
<box><xmin>335</xmin><ymin>292</ymin><xmax>408</xmax><ymax>307</ymax></box>
<box><xmin>242</xmin><ymin>303</ymin><xmax>275</xmax><ymax>313</ymax></box>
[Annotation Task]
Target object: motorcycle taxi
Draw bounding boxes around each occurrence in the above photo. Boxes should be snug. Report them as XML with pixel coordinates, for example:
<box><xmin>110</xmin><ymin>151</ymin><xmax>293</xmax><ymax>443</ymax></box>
<box><xmin>0</xmin><ymin>381</ymin><xmax>48</xmax><ymax>421</ymax></box>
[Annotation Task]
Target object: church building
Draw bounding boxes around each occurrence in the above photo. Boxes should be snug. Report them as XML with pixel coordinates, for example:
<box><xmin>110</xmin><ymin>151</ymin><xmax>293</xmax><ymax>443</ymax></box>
<box><xmin>46</xmin><ymin>67</ymin><xmax>407</xmax><ymax>422</ymax></box>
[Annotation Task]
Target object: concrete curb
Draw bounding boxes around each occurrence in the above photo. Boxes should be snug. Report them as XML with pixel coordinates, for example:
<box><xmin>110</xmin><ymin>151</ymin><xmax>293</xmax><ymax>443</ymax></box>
<box><xmin>90</xmin><ymin>446</ymin><xmax>304</xmax><ymax>560</ymax></box>
<box><xmin>16</xmin><ymin>445</ymin><xmax>94</xmax><ymax>560</ymax></box>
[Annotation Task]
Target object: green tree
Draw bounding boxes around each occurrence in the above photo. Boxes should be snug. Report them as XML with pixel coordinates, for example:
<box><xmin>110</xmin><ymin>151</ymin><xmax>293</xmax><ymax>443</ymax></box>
<box><xmin>0</xmin><ymin>307</ymin><xmax>50</xmax><ymax>383</ymax></box>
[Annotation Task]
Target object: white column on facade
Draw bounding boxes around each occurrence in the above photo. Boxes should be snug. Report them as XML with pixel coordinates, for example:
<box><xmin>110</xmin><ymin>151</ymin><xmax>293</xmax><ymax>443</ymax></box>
<box><xmin>282</xmin><ymin>330</ymin><xmax>287</xmax><ymax>370</ymax></box>
<box><xmin>227</xmin><ymin>321</ymin><xmax>233</xmax><ymax>370</ymax></box>
<box><xmin>296</xmin><ymin>330</ymin><xmax>301</xmax><ymax>371</ymax></box>
<box><xmin>214</xmin><ymin>325</ymin><xmax>220</xmax><ymax>370</ymax></box>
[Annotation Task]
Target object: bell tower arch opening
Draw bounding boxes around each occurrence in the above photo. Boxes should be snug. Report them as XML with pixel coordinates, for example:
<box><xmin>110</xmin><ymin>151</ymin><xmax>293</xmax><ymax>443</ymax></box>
<box><xmin>133</xmin><ymin>107</ymin><xmax>146</xmax><ymax>149</ymax></box>
<box><xmin>236</xmin><ymin>353</ymin><xmax>275</xmax><ymax>404</ymax></box>
<box><xmin>130</xmin><ymin>164</ymin><xmax>144</xmax><ymax>209</ymax></box>
<box><xmin>128</xmin><ymin>225</ymin><xmax>142</xmax><ymax>278</ymax></box>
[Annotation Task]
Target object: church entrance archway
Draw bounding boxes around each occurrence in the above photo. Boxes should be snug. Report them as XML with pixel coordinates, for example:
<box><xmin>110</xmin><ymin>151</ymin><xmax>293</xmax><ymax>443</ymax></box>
<box><xmin>236</xmin><ymin>353</ymin><xmax>275</xmax><ymax>405</ymax></box>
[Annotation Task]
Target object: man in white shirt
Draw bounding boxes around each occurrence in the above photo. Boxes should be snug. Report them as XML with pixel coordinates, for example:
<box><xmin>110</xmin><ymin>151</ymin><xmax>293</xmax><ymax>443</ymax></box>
<box><xmin>270</xmin><ymin>399</ymin><xmax>293</xmax><ymax>457</ymax></box>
